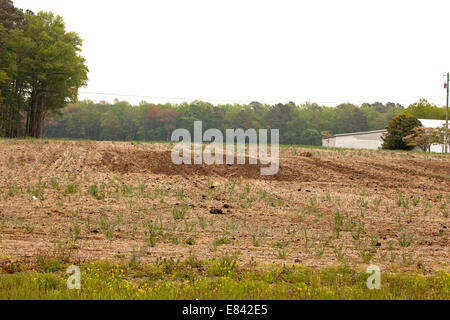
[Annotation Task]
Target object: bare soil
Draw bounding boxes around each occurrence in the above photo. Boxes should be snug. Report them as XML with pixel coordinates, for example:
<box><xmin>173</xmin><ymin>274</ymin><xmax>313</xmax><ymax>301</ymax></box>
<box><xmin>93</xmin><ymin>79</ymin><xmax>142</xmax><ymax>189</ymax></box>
<box><xmin>0</xmin><ymin>140</ymin><xmax>448</xmax><ymax>272</ymax></box>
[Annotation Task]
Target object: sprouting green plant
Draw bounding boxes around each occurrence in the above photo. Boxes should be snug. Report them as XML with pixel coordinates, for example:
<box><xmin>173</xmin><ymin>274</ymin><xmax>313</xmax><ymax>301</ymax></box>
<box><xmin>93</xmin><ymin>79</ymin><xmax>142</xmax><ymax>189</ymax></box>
<box><xmin>64</xmin><ymin>183</ymin><xmax>78</xmax><ymax>195</ymax></box>
<box><xmin>205</xmin><ymin>178</ymin><xmax>214</xmax><ymax>189</ymax></box>
<box><xmin>387</xmin><ymin>240</ymin><xmax>395</xmax><ymax>251</ymax></box>
<box><xmin>209</xmin><ymin>242</ymin><xmax>218</xmax><ymax>253</ymax></box>
<box><xmin>296</xmin><ymin>210</ymin><xmax>306</xmax><ymax>223</ymax></box>
<box><xmin>314</xmin><ymin>235</ymin><xmax>330</xmax><ymax>258</ymax></box>
<box><xmin>369</xmin><ymin>233</ymin><xmax>380</xmax><ymax>249</ymax></box>
<box><xmin>273</xmin><ymin>240</ymin><xmax>290</xmax><ymax>249</ymax></box>
<box><xmin>284</xmin><ymin>226</ymin><xmax>299</xmax><ymax>236</ymax></box>
<box><xmin>440</xmin><ymin>204</ymin><xmax>448</xmax><ymax>218</ymax></box>
<box><xmin>88</xmin><ymin>184</ymin><xmax>105</xmax><ymax>200</ymax></box>
<box><xmin>277</xmin><ymin>248</ymin><xmax>287</xmax><ymax>259</ymax></box>
<box><xmin>138</xmin><ymin>182</ymin><xmax>146</xmax><ymax>196</ymax></box>
<box><xmin>401</xmin><ymin>252</ymin><xmax>414</xmax><ymax>266</ymax></box>
<box><xmin>176</xmin><ymin>188</ymin><xmax>185</xmax><ymax>200</ymax></box>
<box><xmin>24</xmin><ymin>224</ymin><xmax>34</xmax><ymax>234</ymax></box>
<box><xmin>29</xmin><ymin>178</ymin><xmax>47</xmax><ymax>200</ymax></box>
<box><xmin>197</xmin><ymin>215</ymin><xmax>207</xmax><ymax>230</ymax></box>
<box><xmin>49</xmin><ymin>178</ymin><xmax>60</xmax><ymax>190</ymax></box>
<box><xmin>306</xmin><ymin>196</ymin><xmax>319</xmax><ymax>214</ymax></box>
<box><xmin>357</xmin><ymin>197</ymin><xmax>369</xmax><ymax>209</ymax></box>
<box><xmin>184</xmin><ymin>219</ymin><xmax>195</xmax><ymax>232</ymax></box>
<box><xmin>173</xmin><ymin>208</ymin><xmax>186</xmax><ymax>220</ymax></box>
<box><xmin>71</xmin><ymin>214</ymin><xmax>81</xmax><ymax>242</ymax></box>
<box><xmin>252</xmin><ymin>234</ymin><xmax>261</xmax><ymax>247</ymax></box>
<box><xmin>130</xmin><ymin>246</ymin><xmax>139</xmax><ymax>268</ymax></box>
<box><xmin>187</xmin><ymin>250</ymin><xmax>201</xmax><ymax>268</ymax></box>
<box><xmin>343</xmin><ymin>214</ymin><xmax>355</xmax><ymax>232</ymax></box>
<box><xmin>333</xmin><ymin>242</ymin><xmax>345</xmax><ymax>262</ymax></box>
<box><xmin>351</xmin><ymin>220</ymin><xmax>364</xmax><ymax>240</ymax></box>
<box><xmin>396</xmin><ymin>192</ymin><xmax>409</xmax><ymax>209</ymax></box>
<box><xmin>333</xmin><ymin>211</ymin><xmax>344</xmax><ymax>239</ymax></box>
<box><xmin>390</xmin><ymin>252</ymin><xmax>397</xmax><ymax>263</ymax></box>
<box><xmin>227</xmin><ymin>181</ymin><xmax>237</xmax><ymax>197</ymax></box>
<box><xmin>86</xmin><ymin>216</ymin><xmax>91</xmax><ymax>232</ymax></box>
<box><xmin>259</xmin><ymin>190</ymin><xmax>267</xmax><ymax>200</ymax></box>
<box><xmin>267</xmin><ymin>195</ymin><xmax>282</xmax><ymax>207</ymax></box>
<box><xmin>0</xmin><ymin>218</ymin><xmax>6</xmax><ymax>243</ymax></box>
<box><xmin>359</xmin><ymin>187</ymin><xmax>367</xmax><ymax>196</ymax></box>
<box><xmin>144</xmin><ymin>220</ymin><xmax>159</xmax><ymax>247</ymax></box>
<box><xmin>121</xmin><ymin>184</ymin><xmax>133</xmax><ymax>197</ymax></box>
<box><xmin>5</xmin><ymin>186</ymin><xmax>19</xmax><ymax>199</ymax></box>
<box><xmin>303</xmin><ymin>229</ymin><xmax>310</xmax><ymax>252</ymax></box>
<box><xmin>398</xmin><ymin>231</ymin><xmax>414</xmax><ymax>248</ymax></box>
<box><xmin>185</xmin><ymin>236</ymin><xmax>196</xmax><ymax>246</ymax></box>
<box><xmin>213</xmin><ymin>236</ymin><xmax>231</xmax><ymax>247</ymax></box>
<box><xmin>314</xmin><ymin>210</ymin><xmax>324</xmax><ymax>223</ymax></box>
<box><xmin>99</xmin><ymin>211</ymin><xmax>114</xmax><ymax>244</ymax></box>
<box><xmin>225</xmin><ymin>218</ymin><xmax>239</xmax><ymax>231</ymax></box>
<box><xmin>240</xmin><ymin>184</ymin><xmax>251</xmax><ymax>199</ymax></box>
<box><xmin>372</xmin><ymin>197</ymin><xmax>382</xmax><ymax>212</ymax></box>
<box><xmin>357</xmin><ymin>241</ymin><xmax>375</xmax><ymax>263</ymax></box>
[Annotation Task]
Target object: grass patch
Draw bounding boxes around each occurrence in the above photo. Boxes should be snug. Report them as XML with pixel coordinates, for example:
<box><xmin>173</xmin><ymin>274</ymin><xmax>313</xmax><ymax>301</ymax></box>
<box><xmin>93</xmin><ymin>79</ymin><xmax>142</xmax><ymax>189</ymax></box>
<box><xmin>65</xmin><ymin>183</ymin><xmax>78</xmax><ymax>195</ymax></box>
<box><xmin>0</xmin><ymin>260</ymin><xmax>448</xmax><ymax>300</ymax></box>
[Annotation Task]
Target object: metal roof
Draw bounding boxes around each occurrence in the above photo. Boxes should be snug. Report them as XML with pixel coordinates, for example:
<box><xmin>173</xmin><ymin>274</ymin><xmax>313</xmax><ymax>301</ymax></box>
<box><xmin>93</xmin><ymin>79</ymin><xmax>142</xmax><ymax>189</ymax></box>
<box><xmin>326</xmin><ymin>119</ymin><xmax>448</xmax><ymax>138</ymax></box>
<box><xmin>418</xmin><ymin>119</ymin><xmax>447</xmax><ymax>129</ymax></box>
<box><xmin>332</xmin><ymin>129</ymin><xmax>387</xmax><ymax>138</ymax></box>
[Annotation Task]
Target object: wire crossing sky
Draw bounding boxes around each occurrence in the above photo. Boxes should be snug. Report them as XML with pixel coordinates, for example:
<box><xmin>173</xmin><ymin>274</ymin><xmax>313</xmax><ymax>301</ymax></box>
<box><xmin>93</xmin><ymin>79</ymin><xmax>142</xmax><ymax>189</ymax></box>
<box><xmin>14</xmin><ymin>0</ymin><xmax>450</xmax><ymax>106</ymax></box>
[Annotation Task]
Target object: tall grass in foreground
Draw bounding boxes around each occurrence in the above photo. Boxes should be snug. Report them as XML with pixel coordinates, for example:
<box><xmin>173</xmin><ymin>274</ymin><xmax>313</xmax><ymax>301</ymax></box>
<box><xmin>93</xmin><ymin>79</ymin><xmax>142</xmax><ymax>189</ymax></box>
<box><xmin>0</xmin><ymin>260</ymin><xmax>448</xmax><ymax>300</ymax></box>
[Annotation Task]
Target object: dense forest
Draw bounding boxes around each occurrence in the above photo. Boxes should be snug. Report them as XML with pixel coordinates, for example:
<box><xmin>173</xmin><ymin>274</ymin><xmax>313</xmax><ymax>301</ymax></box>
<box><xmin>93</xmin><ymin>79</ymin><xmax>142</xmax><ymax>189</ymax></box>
<box><xmin>44</xmin><ymin>99</ymin><xmax>446</xmax><ymax>145</ymax></box>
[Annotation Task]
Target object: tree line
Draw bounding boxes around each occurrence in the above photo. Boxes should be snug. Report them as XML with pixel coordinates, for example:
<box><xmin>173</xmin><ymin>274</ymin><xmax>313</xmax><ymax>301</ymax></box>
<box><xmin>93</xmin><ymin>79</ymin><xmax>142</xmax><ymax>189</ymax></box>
<box><xmin>0</xmin><ymin>0</ymin><xmax>88</xmax><ymax>138</ymax></box>
<box><xmin>1</xmin><ymin>1</ymin><xmax>447</xmax><ymax>146</ymax></box>
<box><xmin>43</xmin><ymin>99</ymin><xmax>446</xmax><ymax>146</ymax></box>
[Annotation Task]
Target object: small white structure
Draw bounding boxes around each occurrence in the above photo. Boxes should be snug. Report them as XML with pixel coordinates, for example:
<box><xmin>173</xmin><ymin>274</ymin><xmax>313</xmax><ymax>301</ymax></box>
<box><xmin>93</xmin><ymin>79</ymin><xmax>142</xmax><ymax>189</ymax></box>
<box><xmin>322</xmin><ymin>119</ymin><xmax>448</xmax><ymax>152</ymax></box>
<box><xmin>322</xmin><ymin>129</ymin><xmax>386</xmax><ymax>150</ymax></box>
<box><xmin>418</xmin><ymin>119</ymin><xmax>447</xmax><ymax>153</ymax></box>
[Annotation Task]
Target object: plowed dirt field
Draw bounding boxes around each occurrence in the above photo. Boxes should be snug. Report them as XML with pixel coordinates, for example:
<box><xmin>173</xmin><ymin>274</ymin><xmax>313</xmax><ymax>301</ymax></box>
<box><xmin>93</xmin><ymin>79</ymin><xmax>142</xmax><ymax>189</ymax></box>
<box><xmin>0</xmin><ymin>140</ymin><xmax>448</xmax><ymax>272</ymax></box>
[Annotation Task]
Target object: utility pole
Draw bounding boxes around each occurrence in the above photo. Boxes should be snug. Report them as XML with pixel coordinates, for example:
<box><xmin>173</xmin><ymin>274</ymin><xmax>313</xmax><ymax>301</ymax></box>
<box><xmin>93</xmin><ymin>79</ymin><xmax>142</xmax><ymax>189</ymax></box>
<box><xmin>446</xmin><ymin>73</ymin><xmax>449</xmax><ymax>153</ymax></box>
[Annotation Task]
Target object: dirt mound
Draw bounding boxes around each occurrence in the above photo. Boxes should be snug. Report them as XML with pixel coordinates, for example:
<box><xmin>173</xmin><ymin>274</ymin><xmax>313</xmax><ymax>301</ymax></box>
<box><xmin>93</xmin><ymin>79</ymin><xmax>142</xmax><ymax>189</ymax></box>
<box><xmin>92</xmin><ymin>147</ymin><xmax>450</xmax><ymax>190</ymax></box>
<box><xmin>96</xmin><ymin>149</ymin><xmax>305</xmax><ymax>181</ymax></box>
<box><xmin>1</xmin><ymin>141</ymin><xmax>448</xmax><ymax>190</ymax></box>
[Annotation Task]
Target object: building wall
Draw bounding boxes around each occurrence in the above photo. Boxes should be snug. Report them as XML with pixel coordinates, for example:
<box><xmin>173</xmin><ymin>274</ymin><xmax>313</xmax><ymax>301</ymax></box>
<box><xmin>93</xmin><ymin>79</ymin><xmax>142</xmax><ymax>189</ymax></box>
<box><xmin>422</xmin><ymin>143</ymin><xmax>447</xmax><ymax>153</ymax></box>
<box><xmin>322</xmin><ymin>137</ymin><xmax>335</xmax><ymax>147</ymax></box>
<box><xmin>322</xmin><ymin>131</ymin><xmax>385</xmax><ymax>150</ymax></box>
<box><xmin>322</xmin><ymin>123</ymin><xmax>449</xmax><ymax>152</ymax></box>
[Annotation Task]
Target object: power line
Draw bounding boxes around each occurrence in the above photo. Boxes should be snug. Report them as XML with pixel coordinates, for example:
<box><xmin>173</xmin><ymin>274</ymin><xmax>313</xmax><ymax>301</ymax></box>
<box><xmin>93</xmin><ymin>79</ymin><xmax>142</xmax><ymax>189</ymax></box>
<box><xmin>1</xmin><ymin>73</ymin><xmax>448</xmax><ymax>105</ymax></box>
<box><xmin>445</xmin><ymin>73</ymin><xmax>449</xmax><ymax>153</ymax></box>
<box><xmin>78</xmin><ymin>90</ymin><xmax>447</xmax><ymax>105</ymax></box>
<box><xmin>78</xmin><ymin>91</ymin><xmax>251</xmax><ymax>104</ymax></box>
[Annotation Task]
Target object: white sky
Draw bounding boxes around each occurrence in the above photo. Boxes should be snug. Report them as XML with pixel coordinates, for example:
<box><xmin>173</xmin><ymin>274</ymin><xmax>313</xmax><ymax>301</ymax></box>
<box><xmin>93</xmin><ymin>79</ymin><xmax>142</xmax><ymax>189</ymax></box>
<box><xmin>14</xmin><ymin>0</ymin><xmax>450</xmax><ymax>107</ymax></box>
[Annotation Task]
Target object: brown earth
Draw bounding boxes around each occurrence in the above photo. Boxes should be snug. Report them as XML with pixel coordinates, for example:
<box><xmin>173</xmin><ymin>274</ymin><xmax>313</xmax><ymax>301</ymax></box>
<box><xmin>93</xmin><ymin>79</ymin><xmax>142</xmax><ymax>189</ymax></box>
<box><xmin>0</xmin><ymin>140</ymin><xmax>448</xmax><ymax>272</ymax></box>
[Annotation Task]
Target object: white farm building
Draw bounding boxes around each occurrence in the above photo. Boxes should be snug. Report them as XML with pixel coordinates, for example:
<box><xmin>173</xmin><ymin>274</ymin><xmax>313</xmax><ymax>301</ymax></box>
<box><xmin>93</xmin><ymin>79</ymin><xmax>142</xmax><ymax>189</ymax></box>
<box><xmin>322</xmin><ymin>119</ymin><xmax>449</xmax><ymax>153</ymax></box>
<box><xmin>322</xmin><ymin>129</ymin><xmax>386</xmax><ymax>150</ymax></box>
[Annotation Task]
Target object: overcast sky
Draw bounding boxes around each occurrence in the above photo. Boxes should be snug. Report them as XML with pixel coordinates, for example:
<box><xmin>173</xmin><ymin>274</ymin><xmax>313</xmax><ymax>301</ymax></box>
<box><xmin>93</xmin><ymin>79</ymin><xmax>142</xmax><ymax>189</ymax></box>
<box><xmin>14</xmin><ymin>0</ymin><xmax>450</xmax><ymax>107</ymax></box>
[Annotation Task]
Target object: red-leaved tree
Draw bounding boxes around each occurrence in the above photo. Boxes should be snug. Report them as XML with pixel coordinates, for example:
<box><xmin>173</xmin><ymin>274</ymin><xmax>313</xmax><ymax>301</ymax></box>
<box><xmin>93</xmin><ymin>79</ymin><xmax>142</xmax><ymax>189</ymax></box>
<box><xmin>157</xmin><ymin>109</ymin><xmax>180</xmax><ymax>141</ymax></box>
